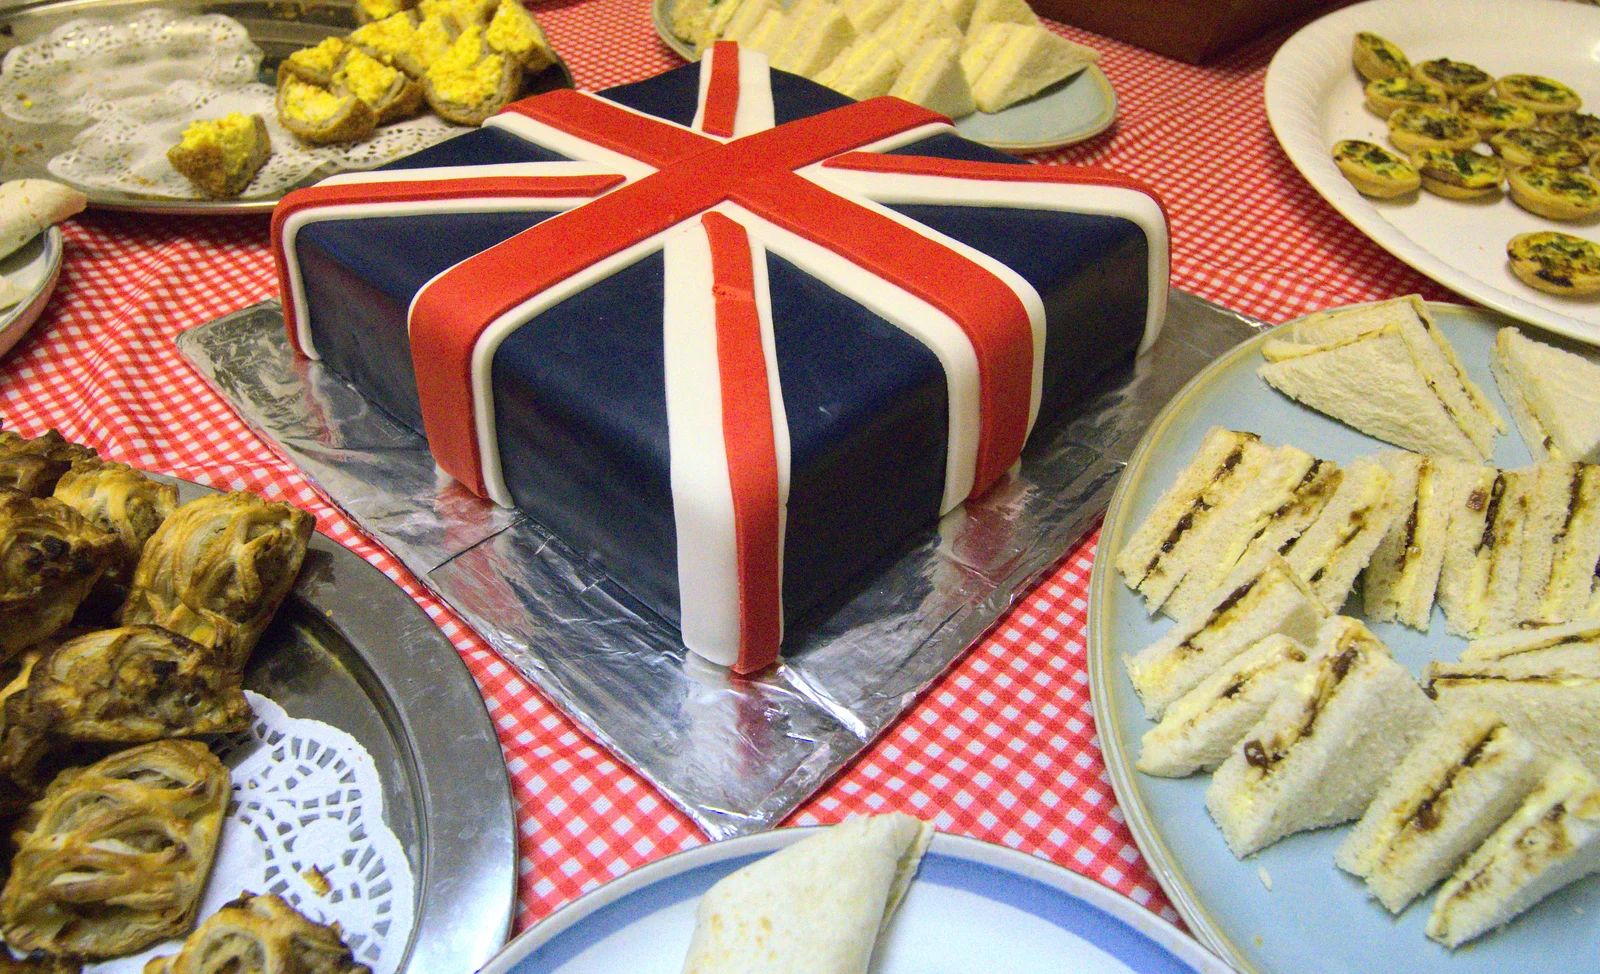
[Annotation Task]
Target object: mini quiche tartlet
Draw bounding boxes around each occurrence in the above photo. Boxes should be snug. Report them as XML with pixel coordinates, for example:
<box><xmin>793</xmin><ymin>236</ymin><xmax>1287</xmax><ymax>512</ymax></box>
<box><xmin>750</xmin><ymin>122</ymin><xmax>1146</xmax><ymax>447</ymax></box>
<box><xmin>166</xmin><ymin>112</ymin><xmax>272</xmax><ymax>198</ymax></box>
<box><xmin>1365</xmin><ymin>76</ymin><xmax>1448</xmax><ymax>118</ymax></box>
<box><xmin>1507</xmin><ymin>165</ymin><xmax>1600</xmax><ymax>220</ymax></box>
<box><xmin>1333</xmin><ymin>140</ymin><xmax>1421</xmax><ymax>197</ymax></box>
<box><xmin>1458</xmin><ymin>93</ymin><xmax>1538</xmax><ymax>137</ymax></box>
<box><xmin>1387</xmin><ymin>105</ymin><xmax>1480</xmax><ymax>153</ymax></box>
<box><xmin>1507</xmin><ymin>231</ymin><xmax>1600</xmax><ymax>296</ymax></box>
<box><xmin>1496</xmin><ymin>74</ymin><xmax>1582</xmax><ymax>115</ymax></box>
<box><xmin>1353</xmin><ymin>32</ymin><xmax>1410</xmax><ymax>82</ymax></box>
<box><xmin>1542</xmin><ymin>111</ymin><xmax>1600</xmax><ymax>156</ymax></box>
<box><xmin>1412</xmin><ymin>58</ymin><xmax>1494</xmax><ymax>98</ymax></box>
<box><xmin>1409</xmin><ymin>147</ymin><xmax>1504</xmax><ymax>200</ymax></box>
<box><xmin>1490</xmin><ymin>127</ymin><xmax>1587</xmax><ymax>169</ymax></box>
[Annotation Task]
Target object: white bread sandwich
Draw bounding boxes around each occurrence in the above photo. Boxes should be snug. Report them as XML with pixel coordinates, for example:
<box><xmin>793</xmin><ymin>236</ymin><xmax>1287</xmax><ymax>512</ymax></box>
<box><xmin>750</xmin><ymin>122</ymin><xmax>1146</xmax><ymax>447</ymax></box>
<box><xmin>1540</xmin><ymin>463</ymin><xmax>1600</xmax><ymax>624</ymax></box>
<box><xmin>1335</xmin><ymin>708</ymin><xmax>1543</xmax><ymax>914</ymax></box>
<box><xmin>1511</xmin><ymin>462</ymin><xmax>1587</xmax><ymax>629</ymax></box>
<box><xmin>839</xmin><ymin>0</ymin><xmax>900</xmax><ymax>34</ymax></box>
<box><xmin>814</xmin><ymin>34</ymin><xmax>904</xmax><ymax>98</ymax></box>
<box><xmin>1114</xmin><ymin>428</ymin><xmax>1276</xmax><ymax>617</ymax></box>
<box><xmin>964</xmin><ymin>0</ymin><xmax>1037</xmax><ymax>37</ymax></box>
<box><xmin>959</xmin><ymin>20</ymin><xmax>1016</xmax><ymax>87</ymax></box>
<box><xmin>771</xmin><ymin>0</ymin><xmax>857</xmax><ymax>77</ymax></box>
<box><xmin>887</xmin><ymin>37</ymin><xmax>974</xmax><ymax>117</ymax></box>
<box><xmin>1125</xmin><ymin>553</ymin><xmax>1327</xmax><ymax>721</ymax></box>
<box><xmin>1281</xmin><ymin>457</ymin><xmax>1398</xmax><ymax>612</ymax></box>
<box><xmin>721</xmin><ymin>0</ymin><xmax>780</xmax><ymax>45</ymax></box>
<box><xmin>737</xmin><ymin>7</ymin><xmax>790</xmax><ymax>55</ymax></box>
<box><xmin>682</xmin><ymin>813</ymin><xmax>934</xmax><ymax>972</ymax></box>
<box><xmin>966</xmin><ymin>23</ymin><xmax>1098</xmax><ymax>114</ymax></box>
<box><xmin>940</xmin><ymin>0</ymin><xmax>977</xmax><ymax>30</ymax></box>
<box><xmin>1438</xmin><ymin>466</ymin><xmax>1532</xmax><ymax>638</ymax></box>
<box><xmin>1137</xmin><ymin>634</ymin><xmax>1313</xmax><ymax>778</ymax></box>
<box><xmin>1362</xmin><ymin>453</ymin><xmax>1474</xmax><ymax>631</ymax></box>
<box><xmin>1205</xmin><ymin>616</ymin><xmax>1437</xmax><ymax>858</ymax></box>
<box><xmin>1161</xmin><ymin>443</ymin><xmax>1322</xmax><ymax>620</ymax></box>
<box><xmin>1426</xmin><ymin>758</ymin><xmax>1600</xmax><ymax>948</ymax></box>
<box><xmin>1492</xmin><ymin>326</ymin><xmax>1600</xmax><ymax>464</ymax></box>
<box><xmin>1463</xmin><ymin>617</ymin><xmax>1600</xmax><ymax>677</ymax></box>
<box><xmin>878</xmin><ymin>0</ymin><xmax>962</xmax><ymax>62</ymax></box>
<box><xmin>672</xmin><ymin>0</ymin><xmax>752</xmax><ymax>52</ymax></box>
<box><xmin>1427</xmin><ymin>661</ymin><xmax>1600</xmax><ymax>775</ymax></box>
<box><xmin>1259</xmin><ymin>298</ymin><xmax>1503</xmax><ymax>461</ymax></box>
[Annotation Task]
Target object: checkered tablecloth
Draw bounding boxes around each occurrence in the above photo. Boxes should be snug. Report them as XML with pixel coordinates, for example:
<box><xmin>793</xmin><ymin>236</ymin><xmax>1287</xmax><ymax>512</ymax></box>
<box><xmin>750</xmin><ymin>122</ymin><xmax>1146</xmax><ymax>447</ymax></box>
<box><xmin>0</xmin><ymin>0</ymin><xmax>1461</xmax><ymax>945</ymax></box>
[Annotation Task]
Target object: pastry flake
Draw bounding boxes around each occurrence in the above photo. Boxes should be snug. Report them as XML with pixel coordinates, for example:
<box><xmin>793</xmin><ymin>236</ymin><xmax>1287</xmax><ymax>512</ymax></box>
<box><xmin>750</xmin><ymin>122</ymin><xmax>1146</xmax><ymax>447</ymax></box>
<box><xmin>0</xmin><ymin>491</ymin><xmax>118</xmax><ymax>656</ymax></box>
<box><xmin>0</xmin><ymin>739</ymin><xmax>229</xmax><ymax>958</ymax></box>
<box><xmin>51</xmin><ymin>459</ymin><xmax>178</xmax><ymax>587</ymax></box>
<box><xmin>143</xmin><ymin>892</ymin><xmax>371</xmax><ymax>974</ymax></box>
<box><xmin>0</xmin><ymin>431</ymin><xmax>96</xmax><ymax>499</ymax></box>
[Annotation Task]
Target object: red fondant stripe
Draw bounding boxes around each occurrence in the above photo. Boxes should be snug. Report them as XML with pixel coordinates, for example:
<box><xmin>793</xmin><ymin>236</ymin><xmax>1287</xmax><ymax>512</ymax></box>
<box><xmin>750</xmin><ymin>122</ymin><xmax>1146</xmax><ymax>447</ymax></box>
<box><xmin>700</xmin><ymin>41</ymin><xmax>741</xmax><ymax>138</ymax></box>
<box><xmin>409</xmin><ymin>96</ymin><xmax>943</xmax><ymax>497</ymax></box>
<box><xmin>822</xmin><ymin>151</ymin><xmax>1170</xmax><ymax>220</ymax></box>
<box><xmin>701</xmin><ymin>211</ymin><xmax>781</xmax><ymax>673</ymax></box>
<box><xmin>271</xmin><ymin>173</ymin><xmax>624</xmax><ymax>355</ymax></box>
<box><xmin>502</xmin><ymin>89</ymin><xmax>716</xmax><ymax>169</ymax></box>
<box><xmin>735</xmin><ymin>169</ymin><xmax>1034</xmax><ymax>499</ymax></box>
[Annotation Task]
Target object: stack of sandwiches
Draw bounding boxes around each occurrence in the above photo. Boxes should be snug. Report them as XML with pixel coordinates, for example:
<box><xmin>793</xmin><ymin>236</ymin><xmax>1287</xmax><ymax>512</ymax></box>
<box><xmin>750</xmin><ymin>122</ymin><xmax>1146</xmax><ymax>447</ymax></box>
<box><xmin>670</xmin><ymin>0</ymin><xmax>1099</xmax><ymax>118</ymax></box>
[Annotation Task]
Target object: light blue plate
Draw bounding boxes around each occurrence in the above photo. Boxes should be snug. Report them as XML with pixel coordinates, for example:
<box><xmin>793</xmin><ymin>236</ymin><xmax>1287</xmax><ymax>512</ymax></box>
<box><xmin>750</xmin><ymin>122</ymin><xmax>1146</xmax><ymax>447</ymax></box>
<box><xmin>1088</xmin><ymin>304</ymin><xmax>1600</xmax><ymax>973</ymax></box>
<box><xmin>480</xmin><ymin>829</ymin><xmax>1232</xmax><ymax>974</ymax></box>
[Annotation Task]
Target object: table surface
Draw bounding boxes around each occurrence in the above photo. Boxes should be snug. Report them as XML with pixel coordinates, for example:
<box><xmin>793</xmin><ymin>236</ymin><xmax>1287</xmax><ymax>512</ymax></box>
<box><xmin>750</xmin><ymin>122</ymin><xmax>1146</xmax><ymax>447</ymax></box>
<box><xmin>0</xmin><ymin>0</ymin><xmax>1463</xmax><ymax>948</ymax></box>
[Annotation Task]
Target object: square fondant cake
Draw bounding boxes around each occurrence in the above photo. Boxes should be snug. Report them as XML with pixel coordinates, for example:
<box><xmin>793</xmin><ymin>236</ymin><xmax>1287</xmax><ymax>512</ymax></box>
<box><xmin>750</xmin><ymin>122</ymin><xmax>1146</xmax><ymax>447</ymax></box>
<box><xmin>272</xmin><ymin>42</ymin><xmax>1169</xmax><ymax>673</ymax></box>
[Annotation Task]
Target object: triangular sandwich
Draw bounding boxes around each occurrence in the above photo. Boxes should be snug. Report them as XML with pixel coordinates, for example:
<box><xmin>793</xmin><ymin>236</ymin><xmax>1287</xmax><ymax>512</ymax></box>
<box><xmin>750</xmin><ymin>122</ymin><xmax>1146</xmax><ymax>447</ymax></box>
<box><xmin>879</xmin><ymin>0</ymin><xmax>961</xmax><ymax>61</ymax></box>
<box><xmin>737</xmin><ymin>7</ymin><xmax>789</xmax><ymax>55</ymax></box>
<box><xmin>722</xmin><ymin>0</ymin><xmax>780</xmax><ymax>44</ymax></box>
<box><xmin>1362</xmin><ymin>453</ymin><xmax>1472</xmax><ymax>631</ymax></box>
<box><xmin>1125</xmin><ymin>553</ymin><xmax>1327</xmax><ymax>721</ymax></box>
<box><xmin>1336</xmin><ymin>708</ymin><xmax>1543</xmax><ymax>914</ymax></box>
<box><xmin>1540</xmin><ymin>463</ymin><xmax>1600</xmax><ymax>625</ymax></box>
<box><xmin>1463</xmin><ymin>617</ymin><xmax>1600</xmax><ymax>677</ymax></box>
<box><xmin>771</xmin><ymin>0</ymin><xmax>857</xmax><ymax>77</ymax></box>
<box><xmin>1427</xmin><ymin>661</ymin><xmax>1600</xmax><ymax>775</ymax></box>
<box><xmin>1281</xmin><ymin>457</ymin><xmax>1398</xmax><ymax>612</ymax></box>
<box><xmin>958</xmin><ymin>20</ymin><xmax>1017</xmax><ymax>85</ymax></box>
<box><xmin>887</xmin><ymin>37</ymin><xmax>974</xmax><ymax>117</ymax></box>
<box><xmin>682</xmin><ymin>814</ymin><xmax>934</xmax><ymax>973</ymax></box>
<box><xmin>838</xmin><ymin>0</ymin><xmax>900</xmax><ymax>34</ymax></box>
<box><xmin>967</xmin><ymin>23</ymin><xmax>1098</xmax><ymax>113</ymax></box>
<box><xmin>1512</xmin><ymin>462</ymin><xmax>1589</xmax><ymax>628</ymax></box>
<box><xmin>1492</xmin><ymin>326</ymin><xmax>1600</xmax><ymax>463</ymax></box>
<box><xmin>965</xmin><ymin>0</ymin><xmax>1038</xmax><ymax>36</ymax></box>
<box><xmin>1438</xmin><ymin>466</ymin><xmax>1532</xmax><ymax>638</ymax></box>
<box><xmin>814</xmin><ymin>34</ymin><xmax>903</xmax><ymax>98</ymax></box>
<box><xmin>1205</xmin><ymin>617</ymin><xmax>1436</xmax><ymax>858</ymax></box>
<box><xmin>1137</xmin><ymin>634</ymin><xmax>1314</xmax><ymax>778</ymax></box>
<box><xmin>1426</xmin><ymin>759</ymin><xmax>1600</xmax><ymax>948</ymax></box>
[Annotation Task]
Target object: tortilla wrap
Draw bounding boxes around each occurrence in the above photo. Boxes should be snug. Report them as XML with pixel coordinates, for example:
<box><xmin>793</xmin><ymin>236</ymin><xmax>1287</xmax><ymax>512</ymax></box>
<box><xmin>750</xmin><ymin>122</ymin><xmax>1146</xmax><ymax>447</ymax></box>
<box><xmin>0</xmin><ymin>180</ymin><xmax>86</xmax><ymax>264</ymax></box>
<box><xmin>682</xmin><ymin>814</ymin><xmax>933</xmax><ymax>974</ymax></box>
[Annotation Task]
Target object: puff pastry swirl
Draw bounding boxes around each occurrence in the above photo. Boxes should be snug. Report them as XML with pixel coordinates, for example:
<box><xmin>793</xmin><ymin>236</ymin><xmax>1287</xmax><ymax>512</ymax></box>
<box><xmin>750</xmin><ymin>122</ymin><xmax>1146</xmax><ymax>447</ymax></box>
<box><xmin>143</xmin><ymin>893</ymin><xmax>372</xmax><ymax>974</ymax></box>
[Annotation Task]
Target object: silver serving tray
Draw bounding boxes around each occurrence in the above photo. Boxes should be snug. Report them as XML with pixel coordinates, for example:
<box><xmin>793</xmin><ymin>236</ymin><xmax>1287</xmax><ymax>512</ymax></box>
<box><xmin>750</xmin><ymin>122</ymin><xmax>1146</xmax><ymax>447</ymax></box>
<box><xmin>0</xmin><ymin>0</ymin><xmax>575</xmax><ymax>215</ymax></box>
<box><xmin>164</xmin><ymin>476</ymin><xmax>517</xmax><ymax>972</ymax></box>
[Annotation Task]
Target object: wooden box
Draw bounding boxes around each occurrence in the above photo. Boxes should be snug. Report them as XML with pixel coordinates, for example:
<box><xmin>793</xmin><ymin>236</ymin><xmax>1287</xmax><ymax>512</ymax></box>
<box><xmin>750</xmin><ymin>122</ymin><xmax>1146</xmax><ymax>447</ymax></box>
<box><xmin>1031</xmin><ymin>0</ymin><xmax>1334</xmax><ymax>64</ymax></box>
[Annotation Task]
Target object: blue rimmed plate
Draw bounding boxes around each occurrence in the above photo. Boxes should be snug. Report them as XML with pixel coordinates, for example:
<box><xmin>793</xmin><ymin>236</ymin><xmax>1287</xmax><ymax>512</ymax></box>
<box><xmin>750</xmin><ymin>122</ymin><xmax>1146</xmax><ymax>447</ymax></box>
<box><xmin>482</xmin><ymin>828</ymin><xmax>1231</xmax><ymax>973</ymax></box>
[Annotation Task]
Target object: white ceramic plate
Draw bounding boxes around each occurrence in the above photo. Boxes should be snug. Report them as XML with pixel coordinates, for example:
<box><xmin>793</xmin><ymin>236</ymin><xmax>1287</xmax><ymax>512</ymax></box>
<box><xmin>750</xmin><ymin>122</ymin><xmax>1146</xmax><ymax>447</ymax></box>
<box><xmin>651</xmin><ymin>0</ymin><xmax>1117</xmax><ymax>153</ymax></box>
<box><xmin>0</xmin><ymin>227</ymin><xmax>63</xmax><ymax>360</ymax></box>
<box><xmin>1086</xmin><ymin>303</ymin><xmax>1600</xmax><ymax>974</ymax></box>
<box><xmin>481</xmin><ymin>828</ymin><xmax>1232</xmax><ymax>974</ymax></box>
<box><xmin>1265</xmin><ymin>0</ymin><xmax>1600</xmax><ymax>346</ymax></box>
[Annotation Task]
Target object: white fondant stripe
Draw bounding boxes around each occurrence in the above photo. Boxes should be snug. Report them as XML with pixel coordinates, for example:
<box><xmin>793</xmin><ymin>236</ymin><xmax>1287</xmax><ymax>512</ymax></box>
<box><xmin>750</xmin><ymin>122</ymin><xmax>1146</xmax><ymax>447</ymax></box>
<box><xmin>690</xmin><ymin>44</ymin><xmax>778</xmax><ymax>139</ymax></box>
<box><xmin>806</xmin><ymin>168</ymin><xmax>1172</xmax><ymax>352</ymax></box>
<box><xmin>317</xmin><ymin>161</ymin><xmax>619</xmax><ymax>186</ymax></box>
<box><xmin>282</xmin><ymin>183</ymin><xmax>610</xmax><ymax>359</ymax></box>
<box><xmin>721</xmin><ymin>202</ymin><xmax>983</xmax><ymax>514</ymax></box>
<box><xmin>485</xmin><ymin>111</ymin><xmax>659</xmax><ymax>183</ymax></box>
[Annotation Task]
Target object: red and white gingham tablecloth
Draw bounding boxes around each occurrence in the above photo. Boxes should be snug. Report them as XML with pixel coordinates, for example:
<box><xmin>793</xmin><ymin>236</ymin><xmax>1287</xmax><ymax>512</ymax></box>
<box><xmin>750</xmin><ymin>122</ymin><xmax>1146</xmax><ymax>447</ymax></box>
<box><xmin>0</xmin><ymin>0</ymin><xmax>1457</xmax><ymax>939</ymax></box>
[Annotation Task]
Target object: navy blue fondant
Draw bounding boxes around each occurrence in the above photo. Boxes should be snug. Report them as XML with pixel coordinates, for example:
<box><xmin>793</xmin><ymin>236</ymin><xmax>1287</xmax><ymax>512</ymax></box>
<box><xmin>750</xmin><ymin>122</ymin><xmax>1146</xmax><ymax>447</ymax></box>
<box><xmin>888</xmin><ymin>131</ymin><xmax>1022</xmax><ymax>166</ymax></box>
<box><xmin>768</xmin><ymin>69</ymin><xmax>855</xmax><ymax>125</ymax></box>
<box><xmin>300</xmin><ymin>210</ymin><xmax>563</xmax><ymax>431</ymax></box>
<box><xmin>595</xmin><ymin>65</ymin><xmax>706</xmax><ymax>129</ymax></box>
<box><xmin>767</xmin><ymin>253</ymin><xmax>948</xmax><ymax>621</ymax></box>
<box><xmin>493</xmin><ymin>253</ymin><xmax>682</xmax><ymax>621</ymax></box>
<box><xmin>379</xmin><ymin>124</ymin><xmax>572</xmax><ymax>170</ymax></box>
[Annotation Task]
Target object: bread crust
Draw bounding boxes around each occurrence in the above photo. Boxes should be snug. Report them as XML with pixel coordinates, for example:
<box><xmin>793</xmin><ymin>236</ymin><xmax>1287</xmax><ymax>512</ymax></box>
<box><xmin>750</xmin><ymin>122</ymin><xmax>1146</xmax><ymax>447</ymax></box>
<box><xmin>1388</xmin><ymin>106</ymin><xmax>1479</xmax><ymax>154</ymax></box>
<box><xmin>1332</xmin><ymin>139</ymin><xmax>1420</xmax><ymax>197</ymax></box>
<box><xmin>1508</xmin><ymin>166</ymin><xmax>1600</xmax><ymax>220</ymax></box>
<box><xmin>1507</xmin><ymin>231</ymin><xmax>1600</xmax><ymax>296</ymax></box>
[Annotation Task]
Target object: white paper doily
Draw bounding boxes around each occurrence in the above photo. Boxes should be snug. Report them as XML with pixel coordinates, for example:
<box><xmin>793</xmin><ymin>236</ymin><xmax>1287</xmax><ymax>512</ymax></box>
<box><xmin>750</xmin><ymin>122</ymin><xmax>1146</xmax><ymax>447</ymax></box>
<box><xmin>90</xmin><ymin>691</ymin><xmax>417</xmax><ymax>974</ymax></box>
<box><xmin>0</xmin><ymin>9</ymin><xmax>461</xmax><ymax>200</ymax></box>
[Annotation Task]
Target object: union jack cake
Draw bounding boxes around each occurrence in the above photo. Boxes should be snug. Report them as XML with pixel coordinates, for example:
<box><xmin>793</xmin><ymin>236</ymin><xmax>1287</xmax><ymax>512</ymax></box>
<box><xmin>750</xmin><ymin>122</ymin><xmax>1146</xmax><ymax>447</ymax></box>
<box><xmin>272</xmin><ymin>42</ymin><xmax>1169</xmax><ymax>674</ymax></box>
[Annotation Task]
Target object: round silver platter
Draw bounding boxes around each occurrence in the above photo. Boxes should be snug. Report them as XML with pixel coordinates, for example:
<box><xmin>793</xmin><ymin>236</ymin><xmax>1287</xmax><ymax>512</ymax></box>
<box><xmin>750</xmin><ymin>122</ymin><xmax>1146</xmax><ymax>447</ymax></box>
<box><xmin>169</xmin><ymin>476</ymin><xmax>517</xmax><ymax>971</ymax></box>
<box><xmin>0</xmin><ymin>0</ymin><xmax>575</xmax><ymax>215</ymax></box>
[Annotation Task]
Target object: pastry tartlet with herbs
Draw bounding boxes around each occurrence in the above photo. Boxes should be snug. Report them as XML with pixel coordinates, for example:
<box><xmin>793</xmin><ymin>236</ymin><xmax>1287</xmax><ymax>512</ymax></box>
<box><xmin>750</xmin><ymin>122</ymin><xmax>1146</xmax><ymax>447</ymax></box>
<box><xmin>1507</xmin><ymin>165</ymin><xmax>1600</xmax><ymax>220</ymax></box>
<box><xmin>1365</xmin><ymin>75</ymin><xmax>1448</xmax><ymax>118</ymax></box>
<box><xmin>1387</xmin><ymin>105</ymin><xmax>1480</xmax><ymax>154</ymax></box>
<box><xmin>1507</xmin><ymin>231</ymin><xmax>1600</xmax><ymax>296</ymax></box>
<box><xmin>1409</xmin><ymin>147</ymin><xmax>1505</xmax><ymax>200</ymax></box>
<box><xmin>1496</xmin><ymin>74</ymin><xmax>1582</xmax><ymax>115</ymax></box>
<box><xmin>1332</xmin><ymin>139</ymin><xmax>1421</xmax><ymax>197</ymax></box>
<box><xmin>1490</xmin><ymin>127</ymin><xmax>1587</xmax><ymax>169</ymax></box>
<box><xmin>1412</xmin><ymin>58</ymin><xmax>1494</xmax><ymax>98</ymax></box>
<box><xmin>1541</xmin><ymin>111</ymin><xmax>1600</xmax><ymax>156</ymax></box>
<box><xmin>1458</xmin><ymin>94</ymin><xmax>1538</xmax><ymax>138</ymax></box>
<box><xmin>1353</xmin><ymin>32</ymin><xmax>1410</xmax><ymax>82</ymax></box>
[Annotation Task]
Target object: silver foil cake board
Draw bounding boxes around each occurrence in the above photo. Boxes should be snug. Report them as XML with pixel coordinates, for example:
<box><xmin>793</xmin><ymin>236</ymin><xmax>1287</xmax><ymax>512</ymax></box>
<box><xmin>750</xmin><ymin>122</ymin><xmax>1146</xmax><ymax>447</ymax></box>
<box><xmin>176</xmin><ymin>288</ymin><xmax>1265</xmax><ymax>840</ymax></box>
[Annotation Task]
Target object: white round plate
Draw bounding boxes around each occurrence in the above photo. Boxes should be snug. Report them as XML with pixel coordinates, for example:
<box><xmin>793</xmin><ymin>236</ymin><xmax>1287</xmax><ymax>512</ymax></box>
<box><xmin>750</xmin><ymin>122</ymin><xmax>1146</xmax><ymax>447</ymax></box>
<box><xmin>651</xmin><ymin>0</ymin><xmax>1117</xmax><ymax>153</ymax></box>
<box><xmin>1265</xmin><ymin>0</ymin><xmax>1600</xmax><ymax>346</ymax></box>
<box><xmin>0</xmin><ymin>226</ymin><xmax>63</xmax><ymax>360</ymax></box>
<box><xmin>1087</xmin><ymin>302</ymin><xmax>1600</xmax><ymax>974</ymax></box>
<box><xmin>482</xmin><ymin>828</ymin><xmax>1231</xmax><ymax>974</ymax></box>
